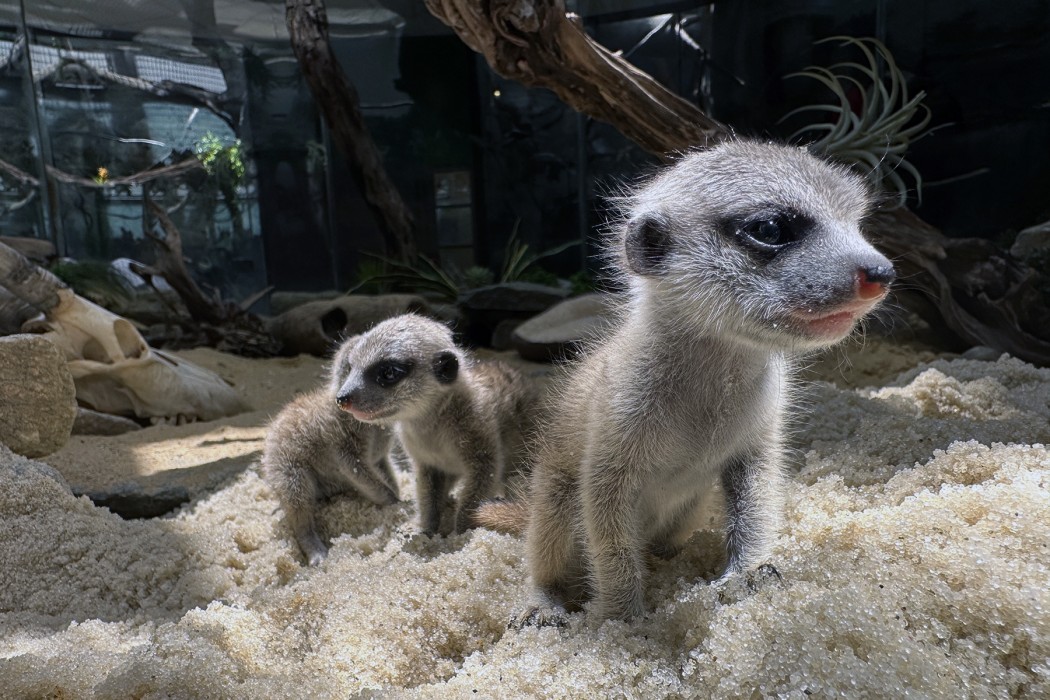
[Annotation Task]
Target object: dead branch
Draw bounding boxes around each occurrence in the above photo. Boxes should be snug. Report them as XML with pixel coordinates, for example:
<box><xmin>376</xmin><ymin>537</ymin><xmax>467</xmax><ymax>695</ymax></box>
<box><xmin>0</xmin><ymin>156</ymin><xmax>204</xmax><ymax>190</ymax></box>
<box><xmin>286</xmin><ymin>0</ymin><xmax>419</xmax><ymax>263</ymax></box>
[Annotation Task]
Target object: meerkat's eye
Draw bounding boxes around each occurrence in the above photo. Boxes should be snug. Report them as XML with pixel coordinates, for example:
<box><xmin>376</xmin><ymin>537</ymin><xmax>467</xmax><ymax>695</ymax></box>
<box><xmin>735</xmin><ymin>211</ymin><xmax>806</xmax><ymax>255</ymax></box>
<box><xmin>372</xmin><ymin>360</ymin><xmax>413</xmax><ymax>388</ymax></box>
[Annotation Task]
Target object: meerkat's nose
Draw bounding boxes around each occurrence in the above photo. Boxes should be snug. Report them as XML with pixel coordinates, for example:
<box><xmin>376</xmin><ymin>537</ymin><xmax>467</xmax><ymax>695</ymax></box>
<box><xmin>335</xmin><ymin>392</ymin><xmax>354</xmax><ymax>409</ymax></box>
<box><xmin>856</xmin><ymin>264</ymin><xmax>895</xmax><ymax>300</ymax></box>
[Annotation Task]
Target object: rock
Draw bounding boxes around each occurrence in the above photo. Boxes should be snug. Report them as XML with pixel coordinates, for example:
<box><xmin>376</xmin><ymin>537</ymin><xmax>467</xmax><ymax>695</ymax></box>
<box><xmin>110</xmin><ymin>258</ymin><xmax>176</xmax><ymax>294</ymax></box>
<box><xmin>458</xmin><ymin>282</ymin><xmax>571</xmax><ymax>347</ymax></box>
<box><xmin>458</xmin><ymin>282</ymin><xmax>570</xmax><ymax>313</ymax></box>
<box><xmin>266</xmin><ymin>294</ymin><xmax>432</xmax><ymax>356</ymax></box>
<box><xmin>0</xmin><ymin>334</ymin><xmax>77</xmax><ymax>457</ymax></box>
<box><xmin>72</xmin><ymin>408</ymin><xmax>142</xmax><ymax>436</ymax></box>
<box><xmin>491</xmin><ymin>319</ymin><xmax>524</xmax><ymax>351</ymax></box>
<box><xmin>0</xmin><ymin>442</ymin><xmax>72</xmax><ymax>493</ymax></box>
<box><xmin>511</xmin><ymin>293</ymin><xmax>616</xmax><ymax>362</ymax></box>
<box><xmin>961</xmin><ymin>345</ymin><xmax>1005</xmax><ymax>362</ymax></box>
<box><xmin>1010</xmin><ymin>221</ymin><xmax>1050</xmax><ymax>260</ymax></box>
<box><xmin>269</xmin><ymin>290</ymin><xmax>342</xmax><ymax>316</ymax></box>
<box><xmin>44</xmin><ymin>419</ymin><xmax>265</xmax><ymax>519</ymax></box>
<box><xmin>0</xmin><ymin>235</ymin><xmax>55</xmax><ymax>264</ymax></box>
<box><xmin>0</xmin><ymin>287</ymin><xmax>38</xmax><ymax>336</ymax></box>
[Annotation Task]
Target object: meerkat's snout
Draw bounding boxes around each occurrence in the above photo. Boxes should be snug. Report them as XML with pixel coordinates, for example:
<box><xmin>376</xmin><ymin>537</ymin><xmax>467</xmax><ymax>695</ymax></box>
<box><xmin>856</xmin><ymin>264</ymin><xmax>895</xmax><ymax>299</ymax></box>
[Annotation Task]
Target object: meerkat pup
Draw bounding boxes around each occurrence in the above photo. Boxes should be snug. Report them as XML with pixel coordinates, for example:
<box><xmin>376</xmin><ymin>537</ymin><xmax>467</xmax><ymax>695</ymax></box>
<box><xmin>333</xmin><ymin>313</ymin><xmax>535</xmax><ymax>535</ymax></box>
<box><xmin>261</xmin><ymin>336</ymin><xmax>398</xmax><ymax>565</ymax></box>
<box><xmin>503</xmin><ymin>139</ymin><xmax>895</xmax><ymax>624</ymax></box>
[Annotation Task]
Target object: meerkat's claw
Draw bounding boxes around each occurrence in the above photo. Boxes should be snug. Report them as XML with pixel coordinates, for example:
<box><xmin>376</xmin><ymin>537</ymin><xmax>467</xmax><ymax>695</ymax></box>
<box><xmin>715</xmin><ymin>563</ymin><xmax>784</xmax><ymax>604</ymax></box>
<box><xmin>509</xmin><ymin>605</ymin><xmax>569</xmax><ymax>630</ymax></box>
<box><xmin>748</xmin><ymin>563</ymin><xmax>783</xmax><ymax>591</ymax></box>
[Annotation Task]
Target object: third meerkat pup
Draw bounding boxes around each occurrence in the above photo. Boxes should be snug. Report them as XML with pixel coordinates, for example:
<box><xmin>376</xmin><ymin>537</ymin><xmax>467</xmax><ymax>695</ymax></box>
<box><xmin>261</xmin><ymin>336</ymin><xmax>398</xmax><ymax>566</ymax></box>
<box><xmin>334</xmin><ymin>314</ymin><xmax>536</xmax><ymax>534</ymax></box>
<box><xmin>498</xmin><ymin>139</ymin><xmax>895</xmax><ymax>625</ymax></box>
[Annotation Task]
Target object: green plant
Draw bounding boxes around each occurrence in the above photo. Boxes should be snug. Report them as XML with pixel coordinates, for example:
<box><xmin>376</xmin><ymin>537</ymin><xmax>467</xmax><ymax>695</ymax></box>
<box><xmin>194</xmin><ymin>133</ymin><xmax>246</xmax><ymax>186</ymax></box>
<box><xmin>462</xmin><ymin>266</ymin><xmax>495</xmax><ymax>289</ymax></box>
<box><xmin>349</xmin><ymin>253</ymin><xmax>462</xmax><ymax>301</ymax></box>
<box><xmin>781</xmin><ymin>36</ymin><xmax>934</xmax><ymax>206</ymax></box>
<box><xmin>568</xmin><ymin>269</ymin><xmax>595</xmax><ymax>296</ymax></box>
<box><xmin>500</xmin><ymin>219</ymin><xmax>580</xmax><ymax>283</ymax></box>
<box><xmin>50</xmin><ymin>260</ymin><xmax>130</xmax><ymax>310</ymax></box>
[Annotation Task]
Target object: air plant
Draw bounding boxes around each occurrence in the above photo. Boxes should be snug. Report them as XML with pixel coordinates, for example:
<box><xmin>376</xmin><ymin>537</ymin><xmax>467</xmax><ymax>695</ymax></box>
<box><xmin>781</xmin><ymin>36</ymin><xmax>934</xmax><ymax>207</ymax></box>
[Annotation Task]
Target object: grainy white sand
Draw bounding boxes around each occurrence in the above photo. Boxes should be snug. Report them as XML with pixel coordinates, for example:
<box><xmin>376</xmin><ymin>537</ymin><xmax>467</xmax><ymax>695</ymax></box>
<box><xmin>1</xmin><ymin>342</ymin><xmax>1047</xmax><ymax>699</ymax></box>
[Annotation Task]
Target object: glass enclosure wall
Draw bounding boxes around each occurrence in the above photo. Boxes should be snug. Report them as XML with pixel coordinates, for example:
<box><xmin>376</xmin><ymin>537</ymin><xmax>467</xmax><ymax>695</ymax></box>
<box><xmin>2</xmin><ymin>0</ymin><xmax>1048</xmax><ymax>305</ymax></box>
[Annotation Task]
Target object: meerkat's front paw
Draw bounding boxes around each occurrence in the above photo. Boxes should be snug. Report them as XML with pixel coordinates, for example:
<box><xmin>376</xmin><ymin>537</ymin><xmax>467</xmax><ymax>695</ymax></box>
<box><xmin>293</xmin><ymin>527</ymin><xmax>330</xmax><ymax>567</ymax></box>
<box><xmin>509</xmin><ymin>605</ymin><xmax>569</xmax><ymax>630</ymax></box>
<box><xmin>715</xmin><ymin>563</ymin><xmax>783</xmax><ymax>604</ymax></box>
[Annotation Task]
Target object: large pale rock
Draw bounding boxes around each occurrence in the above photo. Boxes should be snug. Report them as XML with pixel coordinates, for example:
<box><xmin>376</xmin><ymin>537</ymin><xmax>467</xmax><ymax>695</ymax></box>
<box><xmin>511</xmin><ymin>293</ymin><xmax>615</xmax><ymax>361</ymax></box>
<box><xmin>458</xmin><ymin>282</ymin><xmax>571</xmax><ymax>347</ymax></box>
<box><xmin>72</xmin><ymin>407</ymin><xmax>142</xmax><ymax>436</ymax></box>
<box><xmin>267</xmin><ymin>294</ymin><xmax>432</xmax><ymax>356</ymax></box>
<box><xmin>1010</xmin><ymin>220</ymin><xmax>1050</xmax><ymax>260</ymax></box>
<box><xmin>0</xmin><ymin>334</ymin><xmax>77</xmax><ymax>457</ymax></box>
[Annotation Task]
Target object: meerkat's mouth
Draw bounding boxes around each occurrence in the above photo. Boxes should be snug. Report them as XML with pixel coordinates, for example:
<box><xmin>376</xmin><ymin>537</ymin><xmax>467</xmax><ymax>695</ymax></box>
<box><xmin>789</xmin><ymin>298</ymin><xmax>882</xmax><ymax>339</ymax></box>
<box><xmin>341</xmin><ymin>406</ymin><xmax>397</xmax><ymax>423</ymax></box>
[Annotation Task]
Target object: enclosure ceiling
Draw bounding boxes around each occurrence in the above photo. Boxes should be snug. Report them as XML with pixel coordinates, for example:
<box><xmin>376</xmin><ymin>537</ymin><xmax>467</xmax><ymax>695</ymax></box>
<box><xmin>0</xmin><ymin>0</ymin><xmax>448</xmax><ymax>41</ymax></box>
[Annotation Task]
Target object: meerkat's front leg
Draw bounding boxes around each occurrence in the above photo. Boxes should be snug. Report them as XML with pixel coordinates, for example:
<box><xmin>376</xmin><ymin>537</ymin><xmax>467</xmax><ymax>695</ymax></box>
<box><xmin>581</xmin><ymin>459</ymin><xmax>646</xmax><ymax>621</ymax></box>
<box><xmin>416</xmin><ymin>465</ymin><xmax>449</xmax><ymax>534</ymax></box>
<box><xmin>337</xmin><ymin>445</ymin><xmax>399</xmax><ymax>506</ymax></box>
<box><xmin>517</xmin><ymin>467</ymin><xmax>580</xmax><ymax>628</ymax></box>
<box><xmin>717</xmin><ymin>450</ymin><xmax>785</xmax><ymax>581</ymax></box>
<box><xmin>452</xmin><ymin>431</ymin><xmax>501</xmax><ymax>533</ymax></box>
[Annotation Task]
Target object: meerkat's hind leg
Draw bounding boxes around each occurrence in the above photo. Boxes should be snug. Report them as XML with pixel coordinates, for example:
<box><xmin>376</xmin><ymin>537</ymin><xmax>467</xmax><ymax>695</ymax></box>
<box><xmin>514</xmin><ymin>470</ymin><xmax>587</xmax><ymax>629</ymax></box>
<box><xmin>276</xmin><ymin>467</ymin><xmax>329</xmax><ymax>566</ymax></box>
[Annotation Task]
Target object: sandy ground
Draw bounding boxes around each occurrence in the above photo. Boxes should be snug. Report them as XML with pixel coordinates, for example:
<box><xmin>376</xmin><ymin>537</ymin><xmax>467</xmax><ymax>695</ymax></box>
<box><xmin>0</xmin><ymin>338</ymin><xmax>1047</xmax><ymax>698</ymax></box>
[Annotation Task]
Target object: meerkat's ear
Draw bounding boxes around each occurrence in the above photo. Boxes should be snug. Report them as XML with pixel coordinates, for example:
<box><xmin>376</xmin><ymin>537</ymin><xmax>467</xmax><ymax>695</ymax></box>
<box><xmin>624</xmin><ymin>212</ymin><xmax>672</xmax><ymax>276</ymax></box>
<box><xmin>432</xmin><ymin>351</ymin><xmax>459</xmax><ymax>384</ymax></box>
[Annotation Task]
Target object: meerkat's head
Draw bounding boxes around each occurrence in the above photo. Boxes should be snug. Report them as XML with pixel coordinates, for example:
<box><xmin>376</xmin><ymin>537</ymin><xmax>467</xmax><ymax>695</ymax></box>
<box><xmin>613</xmin><ymin>139</ymin><xmax>895</xmax><ymax>351</ymax></box>
<box><xmin>328</xmin><ymin>334</ymin><xmax>362</xmax><ymax>396</ymax></box>
<box><xmin>331</xmin><ymin>314</ymin><xmax>462</xmax><ymax>424</ymax></box>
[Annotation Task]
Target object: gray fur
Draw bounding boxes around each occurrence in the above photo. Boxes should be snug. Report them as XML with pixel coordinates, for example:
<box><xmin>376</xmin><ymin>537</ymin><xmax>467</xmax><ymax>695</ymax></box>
<box><xmin>337</xmin><ymin>314</ymin><xmax>536</xmax><ymax>534</ymax></box>
<box><xmin>261</xmin><ymin>336</ymin><xmax>398</xmax><ymax>566</ymax></box>
<box><xmin>519</xmin><ymin>139</ymin><xmax>895</xmax><ymax>624</ymax></box>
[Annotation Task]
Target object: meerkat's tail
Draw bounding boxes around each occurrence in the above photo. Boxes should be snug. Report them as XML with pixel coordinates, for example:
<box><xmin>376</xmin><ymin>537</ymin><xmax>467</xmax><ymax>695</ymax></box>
<box><xmin>473</xmin><ymin>498</ymin><xmax>529</xmax><ymax>535</ymax></box>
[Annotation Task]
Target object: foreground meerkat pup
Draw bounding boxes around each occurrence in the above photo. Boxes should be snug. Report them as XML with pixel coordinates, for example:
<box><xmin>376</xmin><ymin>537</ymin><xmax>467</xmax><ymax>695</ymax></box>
<box><xmin>488</xmin><ymin>140</ymin><xmax>895</xmax><ymax>624</ymax></box>
<box><xmin>334</xmin><ymin>313</ymin><xmax>536</xmax><ymax>534</ymax></box>
<box><xmin>261</xmin><ymin>337</ymin><xmax>398</xmax><ymax>565</ymax></box>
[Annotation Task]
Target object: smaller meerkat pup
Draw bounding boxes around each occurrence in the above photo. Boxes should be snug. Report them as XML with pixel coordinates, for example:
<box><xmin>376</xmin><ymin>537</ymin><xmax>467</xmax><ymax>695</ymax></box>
<box><xmin>482</xmin><ymin>139</ymin><xmax>896</xmax><ymax>625</ymax></box>
<box><xmin>261</xmin><ymin>336</ymin><xmax>398</xmax><ymax>565</ymax></box>
<box><xmin>334</xmin><ymin>313</ymin><xmax>535</xmax><ymax>534</ymax></box>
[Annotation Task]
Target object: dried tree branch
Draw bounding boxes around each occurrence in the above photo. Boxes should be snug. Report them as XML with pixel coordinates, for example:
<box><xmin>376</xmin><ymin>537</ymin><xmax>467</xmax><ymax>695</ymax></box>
<box><xmin>286</xmin><ymin>0</ymin><xmax>419</xmax><ymax>263</ymax></box>
<box><xmin>426</xmin><ymin>0</ymin><xmax>726</xmax><ymax>155</ymax></box>
<box><xmin>426</xmin><ymin>0</ymin><xmax>1050</xmax><ymax>365</ymax></box>
<box><xmin>143</xmin><ymin>193</ymin><xmax>228</xmax><ymax>326</ymax></box>
<box><xmin>0</xmin><ymin>156</ymin><xmax>204</xmax><ymax>190</ymax></box>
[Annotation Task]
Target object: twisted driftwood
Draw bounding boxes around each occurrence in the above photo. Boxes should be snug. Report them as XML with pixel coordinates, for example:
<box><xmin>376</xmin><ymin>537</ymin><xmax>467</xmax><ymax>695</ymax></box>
<box><xmin>425</xmin><ymin>0</ymin><xmax>1050</xmax><ymax>365</ymax></box>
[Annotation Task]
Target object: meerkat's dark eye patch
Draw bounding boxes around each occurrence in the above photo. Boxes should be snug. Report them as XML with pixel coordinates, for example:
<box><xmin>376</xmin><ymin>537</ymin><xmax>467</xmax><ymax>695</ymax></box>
<box><xmin>432</xmin><ymin>351</ymin><xmax>459</xmax><ymax>384</ymax></box>
<box><xmin>624</xmin><ymin>212</ymin><xmax>672</xmax><ymax>277</ymax></box>
<box><xmin>730</xmin><ymin>210</ymin><xmax>811</xmax><ymax>259</ymax></box>
<box><xmin>371</xmin><ymin>359</ymin><xmax>414</xmax><ymax>388</ymax></box>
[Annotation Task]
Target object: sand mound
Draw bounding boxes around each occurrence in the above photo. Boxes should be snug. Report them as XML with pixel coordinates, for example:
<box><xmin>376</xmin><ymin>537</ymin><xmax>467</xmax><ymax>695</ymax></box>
<box><xmin>1</xmin><ymin>352</ymin><xmax>1047</xmax><ymax>698</ymax></box>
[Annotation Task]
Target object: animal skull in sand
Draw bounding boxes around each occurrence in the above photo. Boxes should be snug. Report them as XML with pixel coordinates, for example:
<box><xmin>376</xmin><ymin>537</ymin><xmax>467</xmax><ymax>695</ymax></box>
<box><xmin>28</xmin><ymin>291</ymin><xmax>247</xmax><ymax>424</ymax></box>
